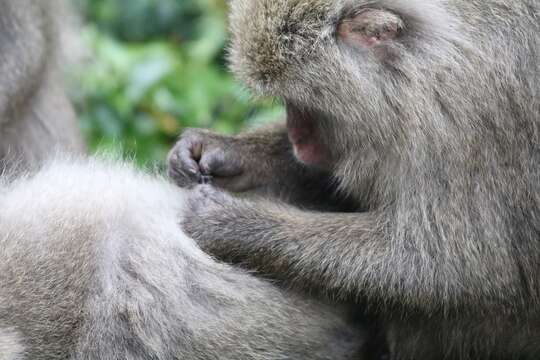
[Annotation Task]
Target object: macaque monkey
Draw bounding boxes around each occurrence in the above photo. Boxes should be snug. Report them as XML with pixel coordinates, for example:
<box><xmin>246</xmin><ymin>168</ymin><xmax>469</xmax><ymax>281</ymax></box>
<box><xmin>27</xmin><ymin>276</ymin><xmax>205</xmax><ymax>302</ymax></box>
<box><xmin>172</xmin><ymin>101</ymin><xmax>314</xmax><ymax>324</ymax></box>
<box><xmin>0</xmin><ymin>157</ymin><xmax>365</xmax><ymax>359</ymax></box>
<box><xmin>169</xmin><ymin>0</ymin><xmax>540</xmax><ymax>358</ymax></box>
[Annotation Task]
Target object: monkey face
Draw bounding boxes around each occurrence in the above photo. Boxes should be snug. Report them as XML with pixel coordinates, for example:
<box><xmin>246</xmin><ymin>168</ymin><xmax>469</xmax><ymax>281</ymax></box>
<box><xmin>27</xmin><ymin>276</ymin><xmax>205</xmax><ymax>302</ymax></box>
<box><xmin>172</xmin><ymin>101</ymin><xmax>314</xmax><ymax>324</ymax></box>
<box><xmin>229</xmin><ymin>0</ymin><xmax>479</xmax><ymax>162</ymax></box>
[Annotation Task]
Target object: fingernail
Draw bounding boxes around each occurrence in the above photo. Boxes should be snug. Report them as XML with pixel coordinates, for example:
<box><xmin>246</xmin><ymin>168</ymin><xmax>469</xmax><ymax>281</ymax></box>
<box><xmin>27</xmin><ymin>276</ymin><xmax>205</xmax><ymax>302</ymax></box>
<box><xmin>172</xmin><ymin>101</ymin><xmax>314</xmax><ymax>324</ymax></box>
<box><xmin>199</xmin><ymin>175</ymin><xmax>213</xmax><ymax>185</ymax></box>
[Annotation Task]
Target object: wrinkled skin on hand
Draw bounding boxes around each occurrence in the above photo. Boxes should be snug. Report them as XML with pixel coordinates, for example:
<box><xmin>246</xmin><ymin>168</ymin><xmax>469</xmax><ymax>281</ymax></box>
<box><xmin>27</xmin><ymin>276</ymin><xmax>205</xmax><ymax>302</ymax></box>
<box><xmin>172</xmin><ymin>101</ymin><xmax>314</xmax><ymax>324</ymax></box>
<box><xmin>181</xmin><ymin>184</ymin><xmax>236</xmax><ymax>254</ymax></box>
<box><xmin>181</xmin><ymin>184</ymin><xmax>286</xmax><ymax>271</ymax></box>
<box><xmin>168</xmin><ymin>128</ymin><xmax>265</xmax><ymax>192</ymax></box>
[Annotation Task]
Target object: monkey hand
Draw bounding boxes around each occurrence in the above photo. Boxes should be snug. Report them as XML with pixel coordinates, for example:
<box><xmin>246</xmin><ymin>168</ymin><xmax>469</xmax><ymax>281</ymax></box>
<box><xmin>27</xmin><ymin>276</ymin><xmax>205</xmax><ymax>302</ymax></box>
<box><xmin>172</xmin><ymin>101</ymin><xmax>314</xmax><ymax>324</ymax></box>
<box><xmin>182</xmin><ymin>185</ymin><xmax>245</xmax><ymax>259</ymax></box>
<box><xmin>168</xmin><ymin>129</ymin><xmax>257</xmax><ymax>192</ymax></box>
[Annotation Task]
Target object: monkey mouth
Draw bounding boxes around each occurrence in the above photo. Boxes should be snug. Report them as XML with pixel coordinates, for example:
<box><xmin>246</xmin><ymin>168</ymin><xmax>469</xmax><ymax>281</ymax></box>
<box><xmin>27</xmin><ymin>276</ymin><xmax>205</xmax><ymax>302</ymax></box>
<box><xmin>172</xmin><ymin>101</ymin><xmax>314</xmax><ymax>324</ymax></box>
<box><xmin>286</xmin><ymin>103</ymin><xmax>328</xmax><ymax>166</ymax></box>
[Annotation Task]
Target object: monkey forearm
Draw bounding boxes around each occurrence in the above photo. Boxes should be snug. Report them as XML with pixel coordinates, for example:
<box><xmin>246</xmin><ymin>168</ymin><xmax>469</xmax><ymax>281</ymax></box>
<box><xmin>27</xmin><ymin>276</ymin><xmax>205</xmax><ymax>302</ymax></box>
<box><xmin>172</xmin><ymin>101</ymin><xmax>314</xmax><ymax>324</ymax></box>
<box><xmin>234</xmin><ymin>123</ymin><xmax>343</xmax><ymax>208</ymax></box>
<box><xmin>233</xmin><ymin>122</ymin><xmax>299</xmax><ymax>182</ymax></box>
<box><xmin>190</xmin><ymin>201</ymin><xmax>387</xmax><ymax>295</ymax></box>
<box><xmin>187</xmin><ymin>193</ymin><xmax>522</xmax><ymax>314</ymax></box>
<box><xmin>169</xmin><ymin>123</ymin><xmax>348</xmax><ymax>209</ymax></box>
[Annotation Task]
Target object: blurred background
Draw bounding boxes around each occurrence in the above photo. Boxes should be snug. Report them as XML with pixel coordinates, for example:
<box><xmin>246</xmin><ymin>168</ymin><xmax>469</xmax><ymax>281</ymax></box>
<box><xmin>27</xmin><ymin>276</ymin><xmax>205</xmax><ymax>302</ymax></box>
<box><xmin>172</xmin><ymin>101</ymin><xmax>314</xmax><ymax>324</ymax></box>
<box><xmin>69</xmin><ymin>0</ymin><xmax>284</xmax><ymax>166</ymax></box>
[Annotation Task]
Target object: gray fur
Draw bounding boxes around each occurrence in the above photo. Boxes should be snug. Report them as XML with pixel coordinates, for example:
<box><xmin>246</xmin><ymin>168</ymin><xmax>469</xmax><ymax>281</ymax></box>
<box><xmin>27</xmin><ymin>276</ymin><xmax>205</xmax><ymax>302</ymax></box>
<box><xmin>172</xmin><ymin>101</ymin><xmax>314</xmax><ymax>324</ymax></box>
<box><xmin>0</xmin><ymin>0</ymin><xmax>84</xmax><ymax>171</ymax></box>
<box><xmin>0</xmin><ymin>2</ymin><xmax>365</xmax><ymax>359</ymax></box>
<box><xmin>0</xmin><ymin>157</ymin><xmax>364</xmax><ymax>360</ymax></box>
<box><xmin>168</xmin><ymin>0</ymin><xmax>540</xmax><ymax>358</ymax></box>
<box><xmin>0</xmin><ymin>328</ymin><xmax>24</xmax><ymax>360</ymax></box>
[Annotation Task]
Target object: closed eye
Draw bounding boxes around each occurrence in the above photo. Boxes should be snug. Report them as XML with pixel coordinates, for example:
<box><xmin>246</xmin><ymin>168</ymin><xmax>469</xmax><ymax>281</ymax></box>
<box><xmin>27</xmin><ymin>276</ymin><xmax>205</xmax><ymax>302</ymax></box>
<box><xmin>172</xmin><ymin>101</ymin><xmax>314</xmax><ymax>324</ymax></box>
<box><xmin>338</xmin><ymin>8</ymin><xmax>404</xmax><ymax>48</ymax></box>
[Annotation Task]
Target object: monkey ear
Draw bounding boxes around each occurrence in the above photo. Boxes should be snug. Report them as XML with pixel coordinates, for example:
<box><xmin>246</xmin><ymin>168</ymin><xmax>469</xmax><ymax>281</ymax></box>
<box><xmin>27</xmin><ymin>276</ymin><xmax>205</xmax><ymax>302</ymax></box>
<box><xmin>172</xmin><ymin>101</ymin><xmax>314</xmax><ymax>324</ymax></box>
<box><xmin>338</xmin><ymin>9</ymin><xmax>404</xmax><ymax>48</ymax></box>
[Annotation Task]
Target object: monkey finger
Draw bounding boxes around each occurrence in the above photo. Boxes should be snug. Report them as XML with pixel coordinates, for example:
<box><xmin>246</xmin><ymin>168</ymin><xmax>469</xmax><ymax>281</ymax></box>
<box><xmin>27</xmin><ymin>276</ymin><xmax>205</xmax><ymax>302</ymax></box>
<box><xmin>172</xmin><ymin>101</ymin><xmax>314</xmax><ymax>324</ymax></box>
<box><xmin>168</xmin><ymin>164</ymin><xmax>201</xmax><ymax>188</ymax></box>
<box><xmin>170</xmin><ymin>139</ymin><xmax>202</xmax><ymax>171</ymax></box>
<box><xmin>199</xmin><ymin>175</ymin><xmax>213</xmax><ymax>185</ymax></box>
<box><xmin>199</xmin><ymin>148</ymin><xmax>244</xmax><ymax>179</ymax></box>
<box><xmin>167</xmin><ymin>146</ymin><xmax>201</xmax><ymax>187</ymax></box>
<box><xmin>186</xmin><ymin>184</ymin><xmax>230</xmax><ymax>218</ymax></box>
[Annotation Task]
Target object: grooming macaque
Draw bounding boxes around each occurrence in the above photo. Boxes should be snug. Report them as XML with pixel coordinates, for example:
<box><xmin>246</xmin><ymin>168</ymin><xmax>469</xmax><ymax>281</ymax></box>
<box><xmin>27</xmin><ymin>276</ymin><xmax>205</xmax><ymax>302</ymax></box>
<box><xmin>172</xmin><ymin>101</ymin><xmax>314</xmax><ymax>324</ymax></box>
<box><xmin>169</xmin><ymin>0</ymin><xmax>540</xmax><ymax>358</ymax></box>
<box><xmin>0</xmin><ymin>1</ymin><xmax>367</xmax><ymax>359</ymax></box>
<box><xmin>0</xmin><ymin>157</ymin><xmax>364</xmax><ymax>360</ymax></box>
<box><xmin>0</xmin><ymin>0</ymin><xmax>84</xmax><ymax>170</ymax></box>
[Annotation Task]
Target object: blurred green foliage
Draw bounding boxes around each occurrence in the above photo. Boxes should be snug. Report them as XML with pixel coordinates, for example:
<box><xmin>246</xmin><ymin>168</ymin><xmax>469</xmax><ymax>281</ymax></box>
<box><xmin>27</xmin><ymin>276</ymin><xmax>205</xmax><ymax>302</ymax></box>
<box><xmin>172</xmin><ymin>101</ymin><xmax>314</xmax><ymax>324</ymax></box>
<box><xmin>70</xmin><ymin>0</ymin><xmax>283</xmax><ymax>166</ymax></box>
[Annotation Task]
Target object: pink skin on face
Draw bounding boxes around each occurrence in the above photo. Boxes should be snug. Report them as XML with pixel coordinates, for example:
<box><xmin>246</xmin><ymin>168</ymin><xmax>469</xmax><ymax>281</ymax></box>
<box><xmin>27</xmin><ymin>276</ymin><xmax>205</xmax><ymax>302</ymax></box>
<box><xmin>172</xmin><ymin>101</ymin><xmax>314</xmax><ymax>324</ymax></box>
<box><xmin>286</xmin><ymin>105</ymin><xmax>328</xmax><ymax>166</ymax></box>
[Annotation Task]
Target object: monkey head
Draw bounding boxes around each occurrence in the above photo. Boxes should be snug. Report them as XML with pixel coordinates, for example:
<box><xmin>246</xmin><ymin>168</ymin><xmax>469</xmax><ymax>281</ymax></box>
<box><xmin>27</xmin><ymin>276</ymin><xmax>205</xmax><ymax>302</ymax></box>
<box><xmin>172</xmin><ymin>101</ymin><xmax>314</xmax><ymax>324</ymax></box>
<box><xmin>227</xmin><ymin>0</ymin><xmax>516</xmax><ymax>176</ymax></box>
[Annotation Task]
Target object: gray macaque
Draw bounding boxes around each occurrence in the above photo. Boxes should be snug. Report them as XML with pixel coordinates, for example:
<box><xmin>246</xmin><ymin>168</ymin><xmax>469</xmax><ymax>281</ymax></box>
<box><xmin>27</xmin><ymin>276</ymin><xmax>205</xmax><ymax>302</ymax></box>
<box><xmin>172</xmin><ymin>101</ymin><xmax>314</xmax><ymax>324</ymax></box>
<box><xmin>168</xmin><ymin>0</ymin><xmax>540</xmax><ymax>358</ymax></box>
<box><xmin>0</xmin><ymin>157</ymin><xmax>365</xmax><ymax>360</ymax></box>
<box><xmin>0</xmin><ymin>0</ymin><xmax>84</xmax><ymax>171</ymax></box>
<box><xmin>0</xmin><ymin>1</ymin><xmax>367</xmax><ymax>359</ymax></box>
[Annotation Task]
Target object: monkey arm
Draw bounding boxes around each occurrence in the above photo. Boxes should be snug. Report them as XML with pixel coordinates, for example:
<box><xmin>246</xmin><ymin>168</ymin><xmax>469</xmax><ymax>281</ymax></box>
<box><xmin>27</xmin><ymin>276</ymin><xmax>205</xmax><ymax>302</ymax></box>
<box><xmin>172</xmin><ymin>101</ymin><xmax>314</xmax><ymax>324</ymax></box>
<box><xmin>169</xmin><ymin>122</ymin><xmax>350</xmax><ymax>210</ymax></box>
<box><xmin>184</xmin><ymin>187</ymin><xmax>387</xmax><ymax>297</ymax></box>
<box><xmin>185</xmin><ymin>186</ymin><xmax>523</xmax><ymax>314</ymax></box>
<box><xmin>236</xmin><ymin>122</ymin><xmax>351</xmax><ymax>209</ymax></box>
